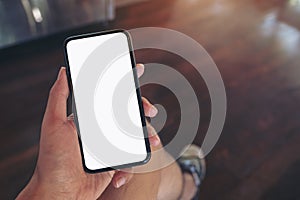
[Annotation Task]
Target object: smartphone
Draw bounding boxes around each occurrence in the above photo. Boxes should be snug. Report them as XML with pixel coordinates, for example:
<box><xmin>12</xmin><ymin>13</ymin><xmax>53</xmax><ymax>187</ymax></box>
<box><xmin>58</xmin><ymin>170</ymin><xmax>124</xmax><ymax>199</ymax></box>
<box><xmin>64</xmin><ymin>30</ymin><xmax>151</xmax><ymax>173</ymax></box>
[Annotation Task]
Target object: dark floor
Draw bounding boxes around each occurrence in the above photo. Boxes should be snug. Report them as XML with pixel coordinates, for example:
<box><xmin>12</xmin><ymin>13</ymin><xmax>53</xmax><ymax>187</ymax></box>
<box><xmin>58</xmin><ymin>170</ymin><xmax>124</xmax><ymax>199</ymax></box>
<box><xmin>1</xmin><ymin>0</ymin><xmax>300</xmax><ymax>199</ymax></box>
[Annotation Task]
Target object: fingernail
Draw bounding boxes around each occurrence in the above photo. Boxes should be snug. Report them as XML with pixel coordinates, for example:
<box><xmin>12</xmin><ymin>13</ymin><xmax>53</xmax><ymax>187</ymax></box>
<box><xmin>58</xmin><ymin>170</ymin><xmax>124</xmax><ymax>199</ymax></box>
<box><xmin>136</xmin><ymin>64</ymin><xmax>145</xmax><ymax>76</ymax></box>
<box><xmin>57</xmin><ymin>67</ymin><xmax>65</xmax><ymax>80</ymax></box>
<box><xmin>149</xmin><ymin>106</ymin><xmax>158</xmax><ymax>117</ymax></box>
<box><xmin>67</xmin><ymin>113</ymin><xmax>74</xmax><ymax>120</ymax></box>
<box><xmin>116</xmin><ymin>177</ymin><xmax>126</xmax><ymax>188</ymax></box>
<box><xmin>151</xmin><ymin>135</ymin><xmax>160</xmax><ymax>146</ymax></box>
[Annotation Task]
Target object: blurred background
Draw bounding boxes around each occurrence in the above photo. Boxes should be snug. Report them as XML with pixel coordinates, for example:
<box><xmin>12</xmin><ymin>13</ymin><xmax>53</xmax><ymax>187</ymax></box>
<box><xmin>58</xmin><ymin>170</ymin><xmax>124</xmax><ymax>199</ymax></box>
<box><xmin>0</xmin><ymin>0</ymin><xmax>300</xmax><ymax>199</ymax></box>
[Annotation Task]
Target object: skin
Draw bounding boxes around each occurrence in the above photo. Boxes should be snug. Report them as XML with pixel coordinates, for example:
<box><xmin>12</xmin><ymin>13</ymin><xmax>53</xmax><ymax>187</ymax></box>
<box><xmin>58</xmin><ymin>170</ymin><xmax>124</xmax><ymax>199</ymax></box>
<box><xmin>17</xmin><ymin>64</ymin><xmax>161</xmax><ymax>199</ymax></box>
<box><xmin>98</xmin><ymin>123</ymin><xmax>197</xmax><ymax>200</ymax></box>
<box><xmin>17</xmin><ymin>64</ymin><xmax>197</xmax><ymax>200</ymax></box>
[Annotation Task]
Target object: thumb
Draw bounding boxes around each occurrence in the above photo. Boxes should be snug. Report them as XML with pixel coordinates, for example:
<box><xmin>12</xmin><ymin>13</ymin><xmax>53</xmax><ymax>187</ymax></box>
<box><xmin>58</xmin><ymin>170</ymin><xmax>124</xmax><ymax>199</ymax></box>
<box><xmin>43</xmin><ymin>67</ymin><xmax>69</xmax><ymax>125</ymax></box>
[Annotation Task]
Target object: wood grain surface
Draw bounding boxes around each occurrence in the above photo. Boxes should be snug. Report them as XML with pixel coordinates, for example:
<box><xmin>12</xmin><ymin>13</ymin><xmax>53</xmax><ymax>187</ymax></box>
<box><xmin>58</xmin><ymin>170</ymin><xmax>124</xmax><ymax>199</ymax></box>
<box><xmin>0</xmin><ymin>0</ymin><xmax>300</xmax><ymax>199</ymax></box>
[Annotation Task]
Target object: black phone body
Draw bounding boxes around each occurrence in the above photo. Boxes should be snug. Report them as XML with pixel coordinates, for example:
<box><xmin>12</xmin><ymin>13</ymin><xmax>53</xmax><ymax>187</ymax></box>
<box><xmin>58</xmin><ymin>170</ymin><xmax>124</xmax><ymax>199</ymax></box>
<box><xmin>64</xmin><ymin>30</ymin><xmax>151</xmax><ymax>173</ymax></box>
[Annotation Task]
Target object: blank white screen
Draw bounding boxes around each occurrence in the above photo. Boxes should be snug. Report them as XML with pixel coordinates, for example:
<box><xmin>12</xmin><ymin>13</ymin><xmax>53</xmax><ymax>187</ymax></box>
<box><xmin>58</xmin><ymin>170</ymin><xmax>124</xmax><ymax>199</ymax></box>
<box><xmin>66</xmin><ymin>32</ymin><xmax>148</xmax><ymax>170</ymax></box>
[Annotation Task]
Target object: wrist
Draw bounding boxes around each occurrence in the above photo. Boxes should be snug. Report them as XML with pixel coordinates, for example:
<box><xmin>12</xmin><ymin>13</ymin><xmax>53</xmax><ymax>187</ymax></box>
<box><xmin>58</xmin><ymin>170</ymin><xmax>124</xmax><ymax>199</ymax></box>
<box><xmin>17</xmin><ymin>172</ymin><xmax>102</xmax><ymax>200</ymax></box>
<box><xmin>17</xmin><ymin>175</ymin><xmax>45</xmax><ymax>200</ymax></box>
<box><xmin>16</xmin><ymin>174</ymin><xmax>80</xmax><ymax>200</ymax></box>
<box><xmin>17</xmin><ymin>181</ymin><xmax>82</xmax><ymax>200</ymax></box>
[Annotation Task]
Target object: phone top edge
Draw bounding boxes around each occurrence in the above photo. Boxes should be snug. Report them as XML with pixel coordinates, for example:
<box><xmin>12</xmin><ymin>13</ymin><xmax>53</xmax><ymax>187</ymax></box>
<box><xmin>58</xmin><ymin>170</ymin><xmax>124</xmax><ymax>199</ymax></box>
<box><xmin>64</xmin><ymin>29</ymin><xmax>129</xmax><ymax>46</ymax></box>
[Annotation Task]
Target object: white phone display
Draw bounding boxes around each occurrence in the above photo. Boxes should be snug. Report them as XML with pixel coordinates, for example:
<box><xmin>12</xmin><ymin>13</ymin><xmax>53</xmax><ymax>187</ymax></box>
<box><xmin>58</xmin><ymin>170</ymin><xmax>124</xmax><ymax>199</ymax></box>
<box><xmin>64</xmin><ymin>30</ymin><xmax>150</xmax><ymax>172</ymax></box>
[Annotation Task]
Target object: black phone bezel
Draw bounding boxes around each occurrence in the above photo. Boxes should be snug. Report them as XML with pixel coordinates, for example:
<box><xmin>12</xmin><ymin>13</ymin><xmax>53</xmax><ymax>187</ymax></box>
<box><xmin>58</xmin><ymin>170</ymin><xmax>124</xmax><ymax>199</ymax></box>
<box><xmin>63</xmin><ymin>29</ymin><xmax>151</xmax><ymax>173</ymax></box>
